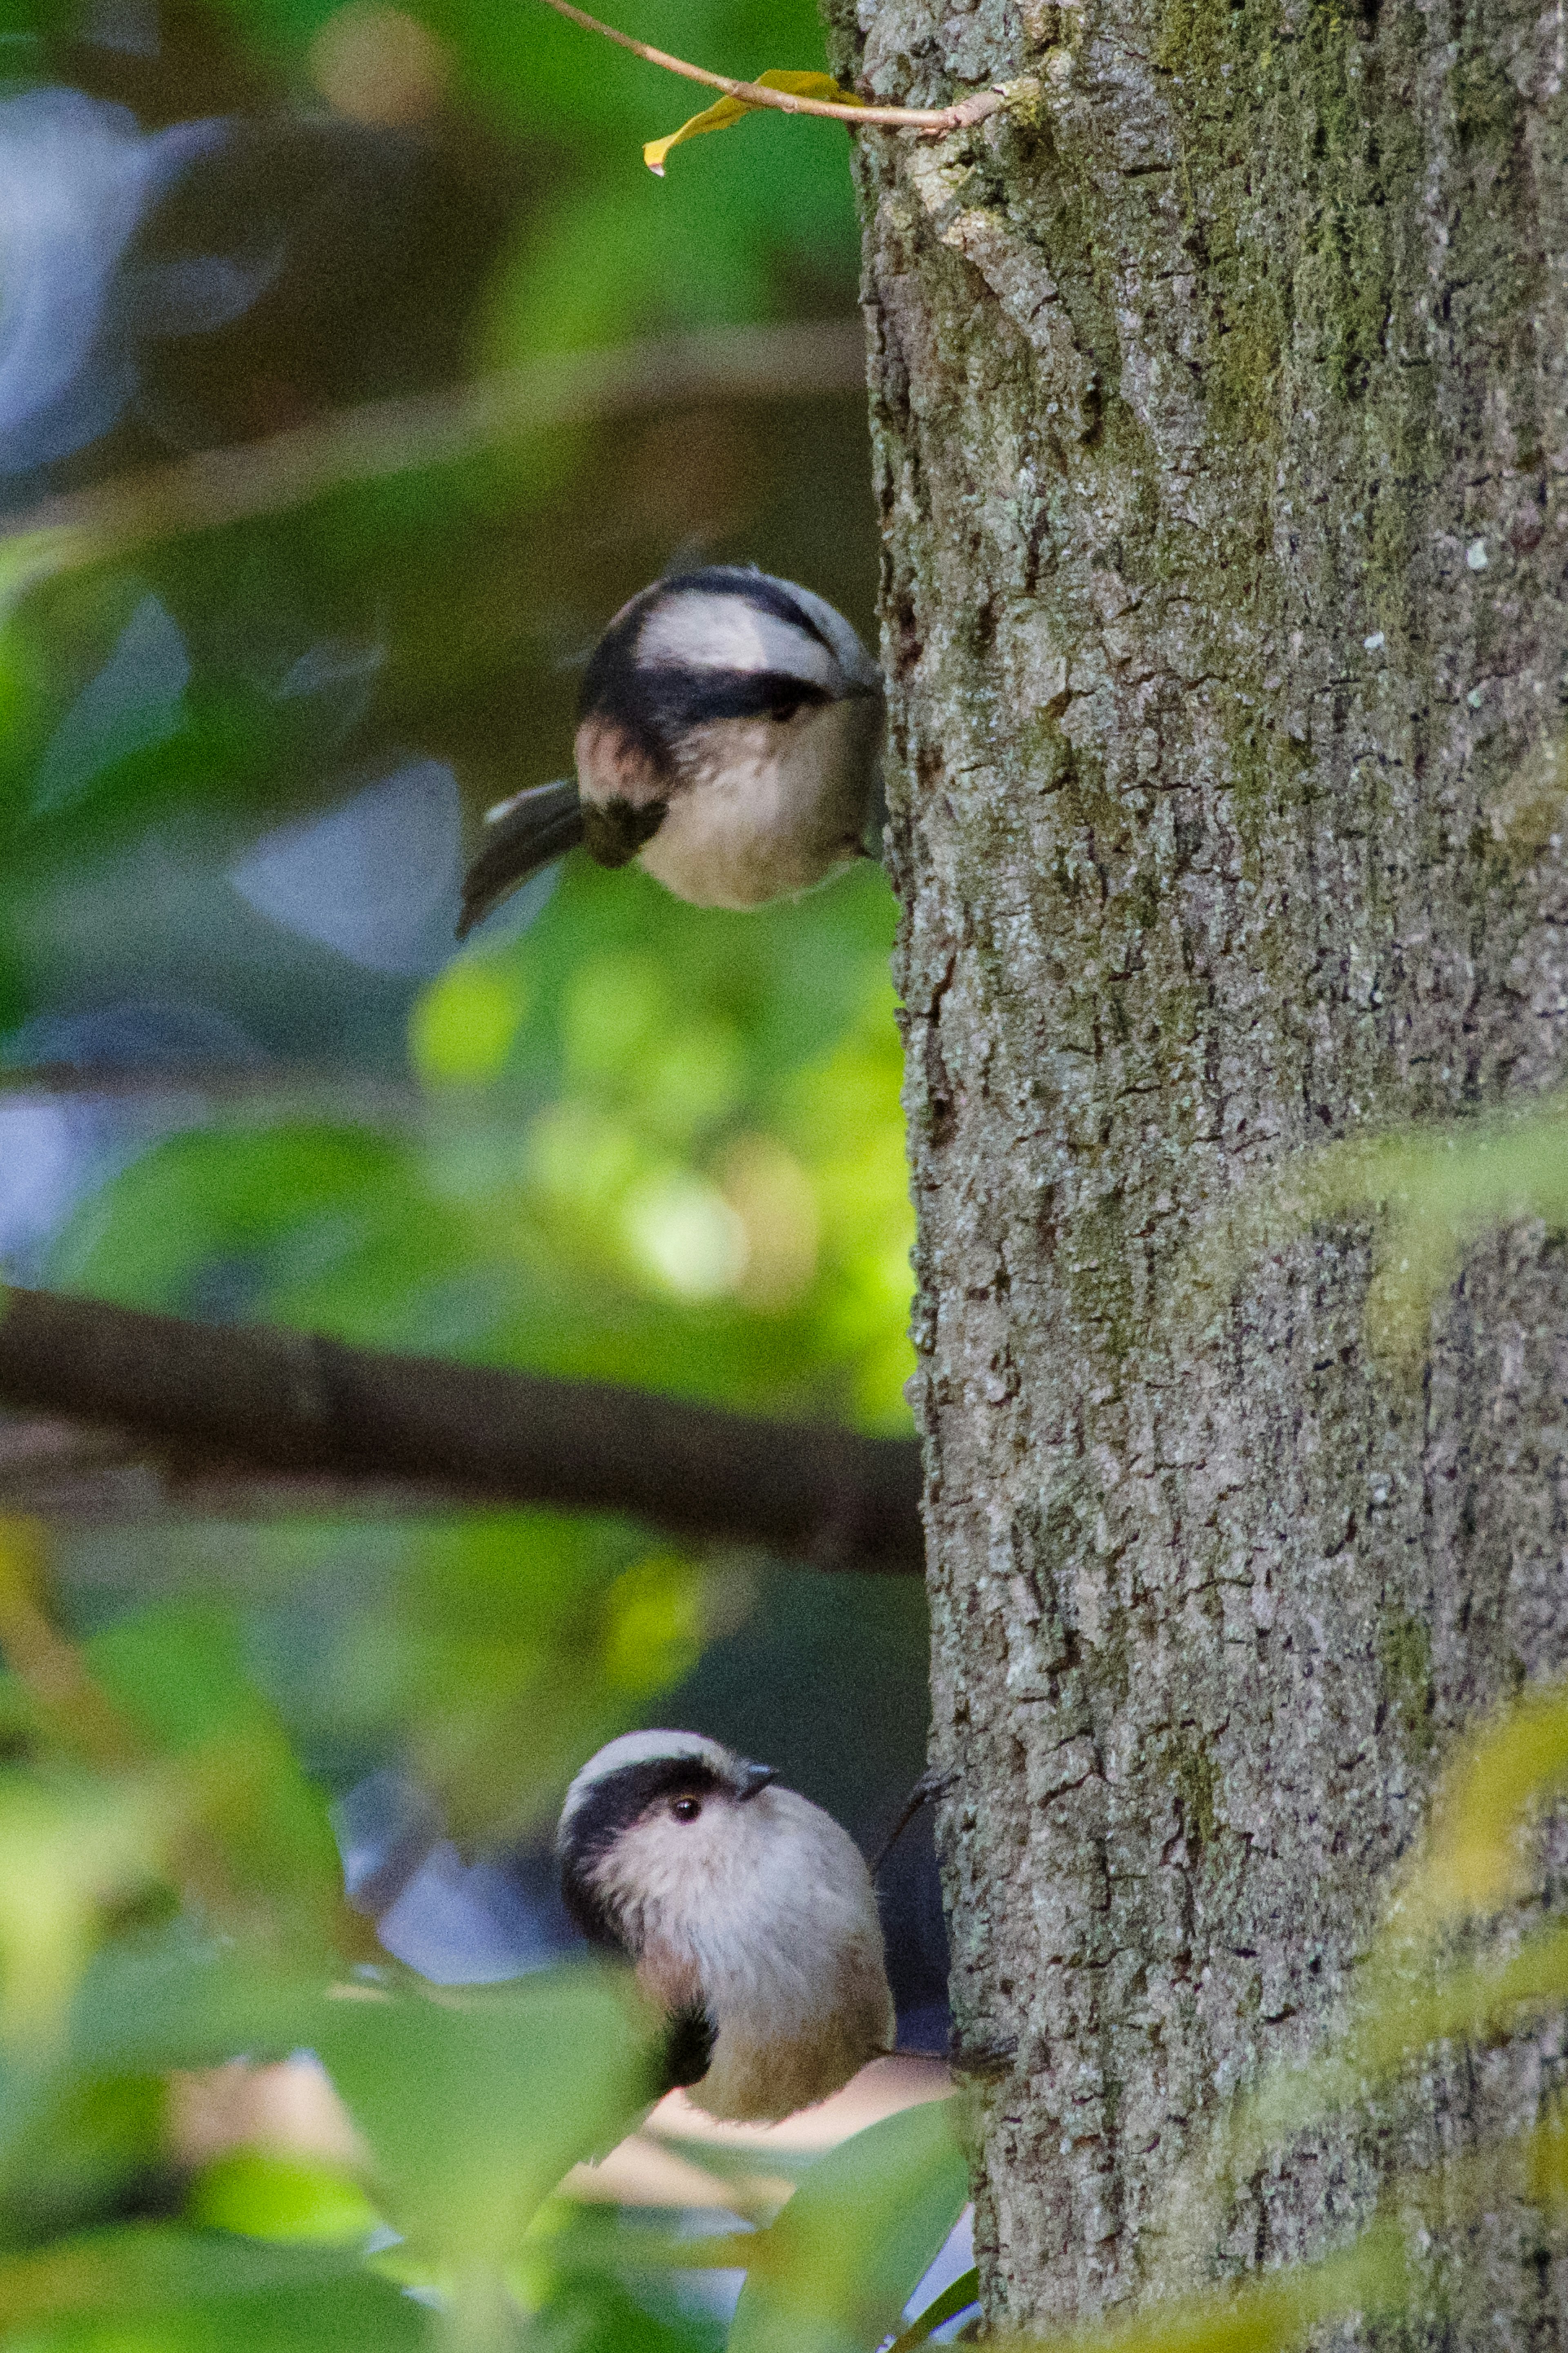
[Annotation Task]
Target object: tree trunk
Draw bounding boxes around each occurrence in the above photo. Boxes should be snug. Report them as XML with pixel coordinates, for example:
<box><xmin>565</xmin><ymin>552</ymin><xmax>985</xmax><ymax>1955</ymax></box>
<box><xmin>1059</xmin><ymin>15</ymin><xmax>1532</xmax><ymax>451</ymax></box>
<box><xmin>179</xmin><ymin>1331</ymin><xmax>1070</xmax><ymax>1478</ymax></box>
<box><xmin>827</xmin><ymin>0</ymin><xmax>1568</xmax><ymax>2326</ymax></box>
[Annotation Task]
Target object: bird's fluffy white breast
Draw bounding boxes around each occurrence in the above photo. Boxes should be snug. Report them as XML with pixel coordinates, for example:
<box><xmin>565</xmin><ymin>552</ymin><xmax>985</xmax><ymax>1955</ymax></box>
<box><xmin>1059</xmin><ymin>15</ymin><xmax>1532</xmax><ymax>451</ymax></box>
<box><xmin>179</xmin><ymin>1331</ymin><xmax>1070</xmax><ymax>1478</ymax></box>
<box><xmin>592</xmin><ymin>1784</ymin><xmax>885</xmax><ymax>2036</ymax></box>
<box><xmin>637</xmin><ymin>700</ymin><xmax>876</xmax><ymax>910</ymax></box>
<box><xmin>684</xmin><ymin>1790</ymin><xmax>885</xmax><ymax>2036</ymax></box>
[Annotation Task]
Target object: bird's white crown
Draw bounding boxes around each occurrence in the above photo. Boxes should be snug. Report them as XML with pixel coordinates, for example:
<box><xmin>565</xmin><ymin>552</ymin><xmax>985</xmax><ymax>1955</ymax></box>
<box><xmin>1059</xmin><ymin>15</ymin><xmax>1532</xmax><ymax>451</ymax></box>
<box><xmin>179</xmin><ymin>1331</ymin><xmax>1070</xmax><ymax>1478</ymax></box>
<box><xmin>559</xmin><ymin>1728</ymin><xmax>736</xmax><ymax>1828</ymax></box>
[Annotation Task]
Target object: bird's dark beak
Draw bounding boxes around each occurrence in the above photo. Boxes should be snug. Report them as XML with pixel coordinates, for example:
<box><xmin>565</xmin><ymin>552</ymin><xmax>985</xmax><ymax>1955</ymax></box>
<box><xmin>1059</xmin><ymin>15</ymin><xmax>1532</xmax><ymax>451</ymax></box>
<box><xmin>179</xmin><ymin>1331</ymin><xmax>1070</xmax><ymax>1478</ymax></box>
<box><xmin>737</xmin><ymin>1761</ymin><xmax>777</xmax><ymax>1801</ymax></box>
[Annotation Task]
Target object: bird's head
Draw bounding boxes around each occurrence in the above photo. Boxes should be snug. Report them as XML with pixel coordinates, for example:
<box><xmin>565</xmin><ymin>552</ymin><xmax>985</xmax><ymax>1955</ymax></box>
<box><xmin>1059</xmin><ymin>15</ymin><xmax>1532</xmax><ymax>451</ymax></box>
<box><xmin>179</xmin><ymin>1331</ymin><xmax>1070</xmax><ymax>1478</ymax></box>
<box><xmin>573</xmin><ymin>567</ymin><xmax>884</xmax><ymax>907</ymax></box>
<box><xmin>456</xmin><ymin>567</ymin><xmax>884</xmax><ymax>935</ymax></box>
<box><xmin>555</xmin><ymin>1728</ymin><xmax>780</xmax><ymax>1957</ymax></box>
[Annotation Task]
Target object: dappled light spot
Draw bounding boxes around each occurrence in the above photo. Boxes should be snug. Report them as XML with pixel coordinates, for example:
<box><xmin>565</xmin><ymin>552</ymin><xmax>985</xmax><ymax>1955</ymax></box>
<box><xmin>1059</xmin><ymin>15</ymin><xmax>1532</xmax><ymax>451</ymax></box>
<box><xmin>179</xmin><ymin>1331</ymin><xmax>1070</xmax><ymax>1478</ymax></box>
<box><xmin>623</xmin><ymin>1168</ymin><xmax>750</xmax><ymax>1298</ymax></box>
<box><xmin>409</xmin><ymin>957</ymin><xmax>529</xmax><ymax>1087</ymax></box>
<box><xmin>309</xmin><ymin>4</ymin><xmax>451</xmax><ymax>127</ymax></box>
<box><xmin>722</xmin><ymin>1133</ymin><xmax>819</xmax><ymax>1308</ymax></box>
<box><xmin>600</xmin><ymin>1552</ymin><xmax>705</xmax><ymax>1693</ymax></box>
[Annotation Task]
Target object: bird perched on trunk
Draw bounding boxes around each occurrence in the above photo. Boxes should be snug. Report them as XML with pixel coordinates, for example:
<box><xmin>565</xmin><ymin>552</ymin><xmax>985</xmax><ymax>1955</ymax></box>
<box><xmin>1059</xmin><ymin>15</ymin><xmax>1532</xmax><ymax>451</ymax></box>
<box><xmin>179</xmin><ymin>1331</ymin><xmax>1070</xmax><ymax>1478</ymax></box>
<box><xmin>557</xmin><ymin>1729</ymin><xmax>894</xmax><ymax>2123</ymax></box>
<box><xmin>457</xmin><ymin>568</ymin><xmax>884</xmax><ymax>935</ymax></box>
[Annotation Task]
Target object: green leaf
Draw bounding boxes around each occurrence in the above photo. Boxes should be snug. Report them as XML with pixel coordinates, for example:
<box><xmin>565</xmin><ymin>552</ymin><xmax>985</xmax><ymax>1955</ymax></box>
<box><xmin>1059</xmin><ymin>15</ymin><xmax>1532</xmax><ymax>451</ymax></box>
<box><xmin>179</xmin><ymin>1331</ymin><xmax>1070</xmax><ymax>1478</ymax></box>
<box><xmin>88</xmin><ymin>1607</ymin><xmax>342</xmax><ymax>1952</ymax></box>
<box><xmin>0</xmin><ymin>2222</ymin><xmax>374</xmax><ymax>2332</ymax></box>
<box><xmin>886</xmin><ymin>2267</ymin><xmax>980</xmax><ymax>2352</ymax></box>
<box><xmin>0</xmin><ymin>1768</ymin><xmax>170</xmax><ymax>2049</ymax></box>
<box><xmin>727</xmin><ymin>2097</ymin><xmax>967</xmax><ymax>2353</ymax></box>
<box><xmin>68</xmin><ymin>1936</ymin><xmax>331</xmax><ymax>2080</ymax></box>
<box><xmin>644</xmin><ymin>71</ymin><xmax>863</xmax><ymax>174</ymax></box>
<box><xmin>188</xmin><ymin>2151</ymin><xmax>381</xmax><ymax>2247</ymax></box>
<box><xmin>314</xmin><ymin>1964</ymin><xmax>657</xmax><ymax>2264</ymax></box>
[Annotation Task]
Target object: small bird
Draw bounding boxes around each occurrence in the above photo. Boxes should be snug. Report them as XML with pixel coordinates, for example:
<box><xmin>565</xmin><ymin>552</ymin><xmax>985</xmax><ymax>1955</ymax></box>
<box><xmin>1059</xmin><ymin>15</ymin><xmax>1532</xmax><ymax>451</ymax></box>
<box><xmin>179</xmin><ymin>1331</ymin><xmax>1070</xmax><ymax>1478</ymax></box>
<box><xmin>557</xmin><ymin>1729</ymin><xmax>895</xmax><ymax>2123</ymax></box>
<box><xmin>457</xmin><ymin>568</ymin><xmax>884</xmax><ymax>936</ymax></box>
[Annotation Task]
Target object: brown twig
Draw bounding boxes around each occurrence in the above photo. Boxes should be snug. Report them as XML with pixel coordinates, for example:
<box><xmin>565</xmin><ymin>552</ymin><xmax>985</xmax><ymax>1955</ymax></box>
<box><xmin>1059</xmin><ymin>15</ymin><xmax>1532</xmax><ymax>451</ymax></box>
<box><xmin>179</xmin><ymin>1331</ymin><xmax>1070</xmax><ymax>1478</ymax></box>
<box><xmin>868</xmin><ymin>1766</ymin><xmax>958</xmax><ymax>1878</ymax></box>
<box><xmin>0</xmin><ymin>319</ymin><xmax>867</xmax><ymax>596</ymax></box>
<box><xmin>0</xmin><ymin>1287</ymin><xmax>926</xmax><ymax>1575</ymax></box>
<box><xmin>532</xmin><ymin>0</ymin><xmax>1008</xmax><ymax>132</ymax></box>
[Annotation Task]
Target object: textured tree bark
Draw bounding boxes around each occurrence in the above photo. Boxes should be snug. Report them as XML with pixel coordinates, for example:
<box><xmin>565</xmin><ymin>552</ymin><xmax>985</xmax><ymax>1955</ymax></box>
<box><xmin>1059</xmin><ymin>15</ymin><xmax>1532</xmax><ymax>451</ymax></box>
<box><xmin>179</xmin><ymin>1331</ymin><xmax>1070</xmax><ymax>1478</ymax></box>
<box><xmin>825</xmin><ymin>0</ymin><xmax>1568</xmax><ymax>2326</ymax></box>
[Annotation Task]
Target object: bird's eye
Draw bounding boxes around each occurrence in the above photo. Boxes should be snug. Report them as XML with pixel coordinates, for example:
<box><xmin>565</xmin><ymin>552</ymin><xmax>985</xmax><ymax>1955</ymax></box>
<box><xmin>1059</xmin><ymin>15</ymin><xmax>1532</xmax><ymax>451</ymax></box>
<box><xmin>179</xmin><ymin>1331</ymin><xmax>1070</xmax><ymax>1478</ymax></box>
<box><xmin>768</xmin><ymin>694</ymin><xmax>804</xmax><ymax>724</ymax></box>
<box><xmin>670</xmin><ymin>1796</ymin><xmax>703</xmax><ymax>1823</ymax></box>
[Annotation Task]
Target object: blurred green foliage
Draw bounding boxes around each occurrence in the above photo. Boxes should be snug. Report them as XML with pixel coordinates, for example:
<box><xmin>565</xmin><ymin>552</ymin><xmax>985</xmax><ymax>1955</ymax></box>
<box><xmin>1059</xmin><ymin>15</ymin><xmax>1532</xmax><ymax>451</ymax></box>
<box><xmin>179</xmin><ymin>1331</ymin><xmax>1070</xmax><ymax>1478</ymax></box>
<box><xmin>221</xmin><ymin>0</ymin><xmax>862</xmax><ymax>352</ymax></box>
<box><xmin>34</xmin><ymin>839</ymin><xmax>913</xmax><ymax>1834</ymax></box>
<box><xmin>55</xmin><ymin>860</ymin><xmax>911</xmax><ymax>1424</ymax></box>
<box><xmin>0</xmin><ymin>0</ymin><xmax>906</xmax><ymax>1840</ymax></box>
<box><xmin>0</xmin><ymin>0</ymin><xmax>938</xmax><ymax>2333</ymax></box>
<box><xmin>4</xmin><ymin>1505</ymin><xmax>1568</xmax><ymax>2349</ymax></box>
<box><xmin>0</xmin><ymin>1501</ymin><xmax>968</xmax><ymax>2347</ymax></box>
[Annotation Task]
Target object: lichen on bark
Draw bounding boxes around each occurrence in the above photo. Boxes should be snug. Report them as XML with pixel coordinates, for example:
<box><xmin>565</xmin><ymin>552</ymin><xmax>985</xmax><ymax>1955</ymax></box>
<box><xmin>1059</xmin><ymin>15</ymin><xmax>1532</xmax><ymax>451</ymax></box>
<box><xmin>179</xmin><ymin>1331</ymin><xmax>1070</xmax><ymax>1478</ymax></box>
<box><xmin>824</xmin><ymin>0</ymin><xmax>1568</xmax><ymax>2324</ymax></box>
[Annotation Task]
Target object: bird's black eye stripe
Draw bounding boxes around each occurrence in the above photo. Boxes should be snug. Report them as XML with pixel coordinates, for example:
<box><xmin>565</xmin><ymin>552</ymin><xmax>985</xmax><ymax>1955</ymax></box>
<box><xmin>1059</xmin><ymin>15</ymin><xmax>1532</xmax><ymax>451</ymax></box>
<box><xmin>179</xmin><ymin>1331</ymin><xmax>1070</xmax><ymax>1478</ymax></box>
<box><xmin>662</xmin><ymin>670</ymin><xmax>833</xmax><ymax>727</ymax></box>
<box><xmin>578</xmin><ymin>564</ymin><xmax>841</xmax><ymax>757</ymax></box>
<box><xmin>558</xmin><ymin>1759</ymin><xmax>725</xmax><ymax>1947</ymax></box>
<box><xmin>583</xmin><ymin>659</ymin><xmax>833</xmax><ymax>758</ymax></box>
<box><xmin>561</xmin><ymin>1761</ymin><xmax>723</xmax><ymax>1865</ymax></box>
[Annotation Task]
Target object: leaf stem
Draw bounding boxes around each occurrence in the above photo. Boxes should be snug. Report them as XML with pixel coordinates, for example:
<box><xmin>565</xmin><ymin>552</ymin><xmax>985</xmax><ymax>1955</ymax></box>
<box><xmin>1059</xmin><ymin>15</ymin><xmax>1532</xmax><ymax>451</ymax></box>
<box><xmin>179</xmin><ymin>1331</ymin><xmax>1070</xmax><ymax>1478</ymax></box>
<box><xmin>531</xmin><ymin>0</ymin><xmax>1007</xmax><ymax>132</ymax></box>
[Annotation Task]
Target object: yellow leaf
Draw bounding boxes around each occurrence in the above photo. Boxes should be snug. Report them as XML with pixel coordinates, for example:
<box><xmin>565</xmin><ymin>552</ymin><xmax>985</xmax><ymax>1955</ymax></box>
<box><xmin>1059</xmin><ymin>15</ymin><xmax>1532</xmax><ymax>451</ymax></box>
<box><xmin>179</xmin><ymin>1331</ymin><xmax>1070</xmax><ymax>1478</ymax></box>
<box><xmin>644</xmin><ymin>69</ymin><xmax>863</xmax><ymax>174</ymax></box>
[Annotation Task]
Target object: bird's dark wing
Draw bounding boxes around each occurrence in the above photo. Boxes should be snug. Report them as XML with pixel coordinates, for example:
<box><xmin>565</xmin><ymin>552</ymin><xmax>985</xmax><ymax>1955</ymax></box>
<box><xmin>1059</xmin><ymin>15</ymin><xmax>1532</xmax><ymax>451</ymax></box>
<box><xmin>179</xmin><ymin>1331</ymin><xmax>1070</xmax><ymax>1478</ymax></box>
<box><xmin>661</xmin><ymin>2004</ymin><xmax>716</xmax><ymax>2092</ymax></box>
<box><xmin>457</xmin><ymin>780</ymin><xmax>585</xmax><ymax>939</ymax></box>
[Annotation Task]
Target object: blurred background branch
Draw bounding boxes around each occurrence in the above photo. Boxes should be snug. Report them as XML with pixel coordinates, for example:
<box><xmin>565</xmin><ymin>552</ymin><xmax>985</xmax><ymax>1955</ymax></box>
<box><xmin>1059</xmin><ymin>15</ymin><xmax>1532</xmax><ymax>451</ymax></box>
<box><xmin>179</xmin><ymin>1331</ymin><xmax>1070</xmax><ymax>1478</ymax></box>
<box><xmin>0</xmin><ymin>319</ymin><xmax>867</xmax><ymax>598</ymax></box>
<box><xmin>0</xmin><ymin>1285</ymin><xmax>924</xmax><ymax>1570</ymax></box>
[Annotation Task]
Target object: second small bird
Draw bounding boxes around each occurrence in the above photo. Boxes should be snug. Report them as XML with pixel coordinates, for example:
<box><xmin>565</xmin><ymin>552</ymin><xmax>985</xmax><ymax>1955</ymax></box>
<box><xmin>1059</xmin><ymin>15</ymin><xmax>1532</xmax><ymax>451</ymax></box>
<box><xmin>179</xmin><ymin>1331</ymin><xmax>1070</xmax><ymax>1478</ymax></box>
<box><xmin>458</xmin><ymin>568</ymin><xmax>884</xmax><ymax>936</ymax></box>
<box><xmin>557</xmin><ymin>1729</ymin><xmax>894</xmax><ymax>2123</ymax></box>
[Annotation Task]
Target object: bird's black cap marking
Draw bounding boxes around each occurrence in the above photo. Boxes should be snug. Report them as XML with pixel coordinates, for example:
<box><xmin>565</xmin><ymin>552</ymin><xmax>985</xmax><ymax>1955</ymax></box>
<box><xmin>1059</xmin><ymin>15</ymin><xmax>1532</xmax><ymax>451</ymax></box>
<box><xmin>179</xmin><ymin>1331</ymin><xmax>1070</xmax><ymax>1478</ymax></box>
<box><xmin>558</xmin><ymin>1757</ymin><xmax>726</xmax><ymax>1950</ymax></box>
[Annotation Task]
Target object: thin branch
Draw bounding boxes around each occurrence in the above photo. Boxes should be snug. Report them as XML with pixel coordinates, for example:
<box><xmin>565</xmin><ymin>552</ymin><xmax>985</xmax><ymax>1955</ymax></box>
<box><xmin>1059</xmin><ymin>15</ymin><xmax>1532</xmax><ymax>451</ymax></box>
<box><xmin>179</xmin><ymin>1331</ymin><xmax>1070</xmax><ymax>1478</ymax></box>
<box><xmin>532</xmin><ymin>0</ymin><xmax>1008</xmax><ymax>132</ymax></box>
<box><xmin>0</xmin><ymin>319</ymin><xmax>867</xmax><ymax>595</ymax></box>
<box><xmin>0</xmin><ymin>1287</ymin><xmax>925</xmax><ymax>1575</ymax></box>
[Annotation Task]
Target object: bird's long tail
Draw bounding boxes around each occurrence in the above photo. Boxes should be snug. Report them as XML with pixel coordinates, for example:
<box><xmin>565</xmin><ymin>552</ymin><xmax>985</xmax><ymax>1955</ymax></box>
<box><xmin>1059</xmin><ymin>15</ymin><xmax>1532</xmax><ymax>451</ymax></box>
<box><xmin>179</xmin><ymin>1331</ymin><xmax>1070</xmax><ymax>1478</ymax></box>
<box><xmin>457</xmin><ymin>779</ymin><xmax>585</xmax><ymax>939</ymax></box>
